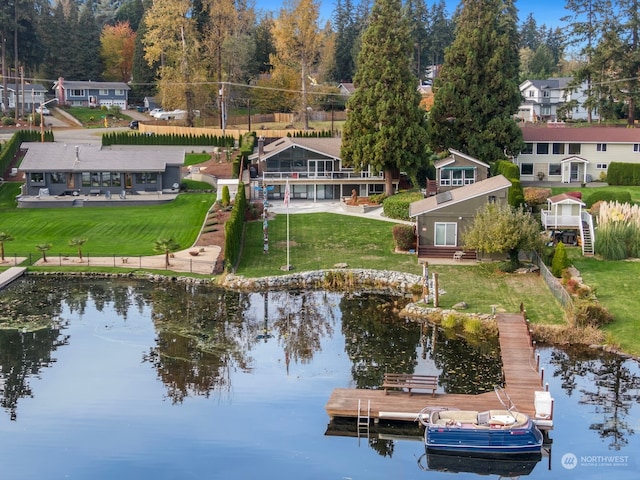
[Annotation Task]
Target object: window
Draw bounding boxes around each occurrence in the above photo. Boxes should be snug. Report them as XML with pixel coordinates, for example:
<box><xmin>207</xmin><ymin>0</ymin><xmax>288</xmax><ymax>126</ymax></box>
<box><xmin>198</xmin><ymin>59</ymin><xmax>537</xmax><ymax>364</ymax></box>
<box><xmin>82</xmin><ymin>172</ymin><xmax>91</xmax><ymax>187</ymax></box>
<box><xmin>488</xmin><ymin>195</ymin><xmax>497</xmax><ymax>204</ymax></box>
<box><xmin>135</xmin><ymin>173</ymin><xmax>157</xmax><ymax>184</ymax></box>
<box><xmin>633</xmin><ymin>144</ymin><xmax>640</xmax><ymax>152</ymax></box>
<box><xmin>568</xmin><ymin>143</ymin><xmax>581</xmax><ymax>155</ymax></box>
<box><xmin>597</xmin><ymin>143</ymin><xmax>607</xmax><ymax>152</ymax></box>
<box><xmin>536</xmin><ymin>143</ymin><xmax>549</xmax><ymax>154</ymax></box>
<box><xmin>521</xmin><ymin>163</ymin><xmax>534</xmax><ymax>175</ymax></box>
<box><xmin>522</xmin><ymin>143</ymin><xmax>533</xmax><ymax>154</ymax></box>
<box><xmin>434</xmin><ymin>223</ymin><xmax>457</xmax><ymax>246</ymax></box>
<box><xmin>541</xmin><ymin>106</ymin><xmax>551</xmax><ymax>115</ymax></box>
<box><xmin>552</xmin><ymin>143</ymin><xmax>565</xmax><ymax>155</ymax></box>
<box><xmin>115</xmin><ymin>89</ymin><xmax>124</xmax><ymax>96</ymax></box>
<box><xmin>99</xmin><ymin>89</ymin><xmax>108</xmax><ymax>95</ymax></box>
<box><xmin>50</xmin><ymin>172</ymin><xmax>67</xmax><ymax>184</ymax></box>
<box><xmin>528</xmin><ymin>90</ymin><xmax>535</xmax><ymax>97</ymax></box>
<box><xmin>548</xmin><ymin>164</ymin><xmax>561</xmax><ymax>176</ymax></box>
<box><xmin>82</xmin><ymin>172</ymin><xmax>122</xmax><ymax>187</ymax></box>
<box><xmin>596</xmin><ymin>163</ymin><xmax>608</xmax><ymax>170</ymax></box>
<box><xmin>439</xmin><ymin>168</ymin><xmax>476</xmax><ymax>186</ymax></box>
<box><xmin>543</xmin><ymin>90</ymin><xmax>550</xmax><ymax>97</ymax></box>
<box><xmin>70</xmin><ymin>89</ymin><xmax>85</xmax><ymax>97</ymax></box>
<box><xmin>30</xmin><ymin>172</ymin><xmax>44</xmax><ymax>183</ymax></box>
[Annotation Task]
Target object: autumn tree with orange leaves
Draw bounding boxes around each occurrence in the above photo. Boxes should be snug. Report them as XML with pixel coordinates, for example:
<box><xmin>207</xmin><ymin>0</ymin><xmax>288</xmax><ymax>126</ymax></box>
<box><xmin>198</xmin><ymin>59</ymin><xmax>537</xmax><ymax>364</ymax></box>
<box><xmin>100</xmin><ymin>21</ymin><xmax>137</xmax><ymax>82</ymax></box>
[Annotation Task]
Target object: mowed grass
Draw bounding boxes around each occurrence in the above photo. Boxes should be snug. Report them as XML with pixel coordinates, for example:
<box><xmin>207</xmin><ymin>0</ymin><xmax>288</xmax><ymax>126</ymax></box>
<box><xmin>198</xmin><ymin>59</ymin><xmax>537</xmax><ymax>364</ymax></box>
<box><xmin>551</xmin><ymin>185</ymin><xmax>640</xmax><ymax>204</ymax></box>
<box><xmin>237</xmin><ymin>212</ymin><xmax>565</xmax><ymax>323</ymax></box>
<box><xmin>569</xmin><ymin>249</ymin><xmax>640</xmax><ymax>355</ymax></box>
<box><xmin>0</xmin><ymin>183</ymin><xmax>213</xmax><ymax>256</ymax></box>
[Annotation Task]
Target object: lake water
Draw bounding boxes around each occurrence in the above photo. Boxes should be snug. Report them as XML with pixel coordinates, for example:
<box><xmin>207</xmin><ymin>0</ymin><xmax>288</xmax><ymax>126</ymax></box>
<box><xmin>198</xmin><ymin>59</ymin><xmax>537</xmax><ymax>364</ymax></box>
<box><xmin>0</xmin><ymin>277</ymin><xmax>639</xmax><ymax>479</ymax></box>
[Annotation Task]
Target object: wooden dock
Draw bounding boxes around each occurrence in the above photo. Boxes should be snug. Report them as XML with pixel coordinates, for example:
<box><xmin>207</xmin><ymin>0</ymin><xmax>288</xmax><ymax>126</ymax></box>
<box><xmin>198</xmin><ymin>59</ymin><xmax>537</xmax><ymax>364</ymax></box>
<box><xmin>325</xmin><ymin>313</ymin><xmax>553</xmax><ymax>429</ymax></box>
<box><xmin>0</xmin><ymin>267</ymin><xmax>26</xmax><ymax>290</ymax></box>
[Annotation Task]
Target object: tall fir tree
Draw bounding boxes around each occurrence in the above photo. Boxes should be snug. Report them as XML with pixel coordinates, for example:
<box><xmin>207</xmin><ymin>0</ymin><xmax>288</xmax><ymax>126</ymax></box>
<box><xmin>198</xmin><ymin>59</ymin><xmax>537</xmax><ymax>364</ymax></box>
<box><xmin>341</xmin><ymin>0</ymin><xmax>429</xmax><ymax>196</ymax></box>
<box><xmin>427</xmin><ymin>0</ymin><xmax>523</xmax><ymax>163</ymax></box>
<box><xmin>76</xmin><ymin>0</ymin><xmax>103</xmax><ymax>80</ymax></box>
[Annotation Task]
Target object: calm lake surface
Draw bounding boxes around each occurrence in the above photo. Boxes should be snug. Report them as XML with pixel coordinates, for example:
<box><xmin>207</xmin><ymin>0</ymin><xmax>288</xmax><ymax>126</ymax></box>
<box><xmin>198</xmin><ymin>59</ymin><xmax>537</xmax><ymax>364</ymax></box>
<box><xmin>0</xmin><ymin>277</ymin><xmax>639</xmax><ymax>479</ymax></box>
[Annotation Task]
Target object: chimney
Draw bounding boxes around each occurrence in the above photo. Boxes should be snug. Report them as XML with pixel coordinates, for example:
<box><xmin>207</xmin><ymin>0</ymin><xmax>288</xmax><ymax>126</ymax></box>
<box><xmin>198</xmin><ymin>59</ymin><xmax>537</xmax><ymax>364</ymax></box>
<box><xmin>258</xmin><ymin>136</ymin><xmax>265</xmax><ymax>158</ymax></box>
<box><xmin>75</xmin><ymin>145</ymin><xmax>79</xmax><ymax>162</ymax></box>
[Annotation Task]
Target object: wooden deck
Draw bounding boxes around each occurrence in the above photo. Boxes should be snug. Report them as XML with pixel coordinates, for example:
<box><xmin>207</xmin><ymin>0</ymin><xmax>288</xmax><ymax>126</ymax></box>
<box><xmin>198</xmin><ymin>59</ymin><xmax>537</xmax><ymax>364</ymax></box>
<box><xmin>0</xmin><ymin>267</ymin><xmax>26</xmax><ymax>290</ymax></box>
<box><xmin>325</xmin><ymin>313</ymin><xmax>552</xmax><ymax>428</ymax></box>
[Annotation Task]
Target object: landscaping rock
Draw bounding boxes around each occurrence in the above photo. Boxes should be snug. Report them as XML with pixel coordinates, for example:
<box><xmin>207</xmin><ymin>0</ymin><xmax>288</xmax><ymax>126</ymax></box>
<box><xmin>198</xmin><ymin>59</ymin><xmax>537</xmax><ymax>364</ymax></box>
<box><xmin>452</xmin><ymin>301</ymin><xmax>468</xmax><ymax>310</ymax></box>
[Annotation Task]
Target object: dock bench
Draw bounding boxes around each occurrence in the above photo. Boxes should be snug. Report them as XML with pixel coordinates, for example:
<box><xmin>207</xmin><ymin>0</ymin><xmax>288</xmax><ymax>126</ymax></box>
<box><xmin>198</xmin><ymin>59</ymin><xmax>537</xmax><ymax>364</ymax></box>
<box><xmin>382</xmin><ymin>373</ymin><xmax>438</xmax><ymax>396</ymax></box>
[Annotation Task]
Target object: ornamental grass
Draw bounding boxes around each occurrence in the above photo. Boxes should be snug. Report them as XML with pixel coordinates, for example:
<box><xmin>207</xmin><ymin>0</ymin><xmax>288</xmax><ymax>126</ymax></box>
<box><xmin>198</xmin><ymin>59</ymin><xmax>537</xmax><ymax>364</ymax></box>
<box><xmin>594</xmin><ymin>201</ymin><xmax>640</xmax><ymax>260</ymax></box>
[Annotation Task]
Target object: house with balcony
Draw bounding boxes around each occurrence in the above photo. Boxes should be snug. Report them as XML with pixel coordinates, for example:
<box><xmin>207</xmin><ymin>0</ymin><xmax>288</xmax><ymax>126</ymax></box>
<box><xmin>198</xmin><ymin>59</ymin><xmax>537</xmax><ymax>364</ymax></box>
<box><xmin>0</xmin><ymin>83</ymin><xmax>49</xmax><ymax>113</ymax></box>
<box><xmin>517</xmin><ymin>77</ymin><xmax>596</xmax><ymax>123</ymax></box>
<box><xmin>516</xmin><ymin>126</ymin><xmax>640</xmax><ymax>184</ymax></box>
<box><xmin>248</xmin><ymin>137</ymin><xmax>395</xmax><ymax>202</ymax></box>
<box><xmin>53</xmin><ymin>77</ymin><xmax>130</xmax><ymax>109</ymax></box>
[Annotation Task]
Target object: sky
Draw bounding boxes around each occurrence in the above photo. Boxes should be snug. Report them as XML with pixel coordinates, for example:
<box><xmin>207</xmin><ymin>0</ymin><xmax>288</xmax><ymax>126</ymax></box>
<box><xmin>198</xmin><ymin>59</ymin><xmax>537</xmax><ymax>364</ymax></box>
<box><xmin>256</xmin><ymin>0</ymin><xmax>570</xmax><ymax>29</ymax></box>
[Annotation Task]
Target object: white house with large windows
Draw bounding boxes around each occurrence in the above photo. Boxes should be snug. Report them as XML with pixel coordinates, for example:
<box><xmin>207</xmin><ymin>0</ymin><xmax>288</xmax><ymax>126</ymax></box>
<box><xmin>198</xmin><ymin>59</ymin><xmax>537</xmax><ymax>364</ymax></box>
<box><xmin>518</xmin><ymin>77</ymin><xmax>596</xmax><ymax>122</ymax></box>
<box><xmin>516</xmin><ymin>126</ymin><xmax>640</xmax><ymax>184</ymax></box>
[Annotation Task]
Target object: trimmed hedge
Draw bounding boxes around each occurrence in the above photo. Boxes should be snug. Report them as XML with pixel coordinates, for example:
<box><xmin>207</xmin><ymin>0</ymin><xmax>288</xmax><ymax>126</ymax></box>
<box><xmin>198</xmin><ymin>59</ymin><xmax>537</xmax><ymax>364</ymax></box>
<box><xmin>383</xmin><ymin>191</ymin><xmax>424</xmax><ymax>220</ymax></box>
<box><xmin>223</xmin><ymin>182</ymin><xmax>247</xmax><ymax>272</ymax></box>
<box><xmin>606</xmin><ymin>162</ymin><xmax>640</xmax><ymax>186</ymax></box>
<box><xmin>0</xmin><ymin>130</ymin><xmax>52</xmax><ymax>175</ymax></box>
<box><xmin>101</xmin><ymin>131</ymin><xmax>236</xmax><ymax>147</ymax></box>
<box><xmin>585</xmin><ymin>190</ymin><xmax>632</xmax><ymax>208</ymax></box>
<box><xmin>491</xmin><ymin>160</ymin><xmax>520</xmax><ymax>180</ymax></box>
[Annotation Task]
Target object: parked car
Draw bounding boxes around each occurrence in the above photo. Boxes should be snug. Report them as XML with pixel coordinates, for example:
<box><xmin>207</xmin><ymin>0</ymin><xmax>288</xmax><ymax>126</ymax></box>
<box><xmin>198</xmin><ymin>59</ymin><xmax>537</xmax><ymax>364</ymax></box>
<box><xmin>129</xmin><ymin>120</ymin><xmax>139</xmax><ymax>130</ymax></box>
<box><xmin>36</xmin><ymin>106</ymin><xmax>50</xmax><ymax>115</ymax></box>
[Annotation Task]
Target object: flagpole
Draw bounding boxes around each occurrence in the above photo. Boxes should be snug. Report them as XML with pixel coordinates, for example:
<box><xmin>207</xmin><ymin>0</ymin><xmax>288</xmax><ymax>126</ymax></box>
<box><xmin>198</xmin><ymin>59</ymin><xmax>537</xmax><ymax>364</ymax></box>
<box><xmin>286</xmin><ymin>180</ymin><xmax>291</xmax><ymax>269</ymax></box>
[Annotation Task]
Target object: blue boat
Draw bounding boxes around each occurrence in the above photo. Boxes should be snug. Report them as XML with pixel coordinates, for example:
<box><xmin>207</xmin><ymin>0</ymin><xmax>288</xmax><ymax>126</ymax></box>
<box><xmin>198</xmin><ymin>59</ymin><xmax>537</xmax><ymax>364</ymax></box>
<box><xmin>422</xmin><ymin>408</ymin><xmax>543</xmax><ymax>455</ymax></box>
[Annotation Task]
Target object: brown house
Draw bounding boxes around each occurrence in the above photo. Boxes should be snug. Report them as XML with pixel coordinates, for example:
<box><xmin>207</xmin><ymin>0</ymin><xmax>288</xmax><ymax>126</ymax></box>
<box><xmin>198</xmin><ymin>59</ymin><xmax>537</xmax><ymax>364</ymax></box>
<box><xmin>410</xmin><ymin>175</ymin><xmax>512</xmax><ymax>260</ymax></box>
<box><xmin>433</xmin><ymin>149</ymin><xmax>491</xmax><ymax>194</ymax></box>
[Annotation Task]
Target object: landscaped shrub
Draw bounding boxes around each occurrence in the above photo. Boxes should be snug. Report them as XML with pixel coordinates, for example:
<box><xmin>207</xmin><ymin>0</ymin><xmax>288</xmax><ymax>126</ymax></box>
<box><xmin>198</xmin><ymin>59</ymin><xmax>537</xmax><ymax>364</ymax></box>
<box><xmin>491</xmin><ymin>160</ymin><xmax>520</xmax><ymax>180</ymax></box>
<box><xmin>392</xmin><ymin>224</ymin><xmax>415</xmax><ymax>251</ymax></box>
<box><xmin>585</xmin><ymin>190</ymin><xmax>632</xmax><ymax>208</ymax></box>
<box><xmin>221</xmin><ymin>185</ymin><xmax>230</xmax><ymax>207</ymax></box>
<box><xmin>571</xmin><ymin>300</ymin><xmax>614</xmax><ymax>328</ymax></box>
<box><xmin>223</xmin><ymin>182</ymin><xmax>246</xmax><ymax>271</ymax></box>
<box><xmin>0</xmin><ymin>130</ymin><xmax>50</xmax><ymax>175</ymax></box>
<box><xmin>508</xmin><ymin>178</ymin><xmax>525</xmax><ymax>208</ymax></box>
<box><xmin>551</xmin><ymin>242</ymin><xmax>569</xmax><ymax>277</ymax></box>
<box><xmin>606</xmin><ymin>162</ymin><xmax>640</xmax><ymax>185</ymax></box>
<box><xmin>383</xmin><ymin>191</ymin><xmax>424</xmax><ymax>220</ymax></box>
<box><xmin>523</xmin><ymin>187</ymin><xmax>551</xmax><ymax>206</ymax></box>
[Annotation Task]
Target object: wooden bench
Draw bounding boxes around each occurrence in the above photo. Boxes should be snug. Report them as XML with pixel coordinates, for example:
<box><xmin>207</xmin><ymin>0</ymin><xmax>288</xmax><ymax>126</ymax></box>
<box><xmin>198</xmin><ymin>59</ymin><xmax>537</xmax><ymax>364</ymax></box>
<box><xmin>382</xmin><ymin>373</ymin><xmax>438</xmax><ymax>396</ymax></box>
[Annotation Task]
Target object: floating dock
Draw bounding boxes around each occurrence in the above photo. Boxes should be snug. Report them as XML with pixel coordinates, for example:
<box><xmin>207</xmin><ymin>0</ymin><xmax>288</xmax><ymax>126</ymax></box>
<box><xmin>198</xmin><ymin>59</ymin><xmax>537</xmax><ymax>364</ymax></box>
<box><xmin>325</xmin><ymin>313</ymin><xmax>553</xmax><ymax>430</ymax></box>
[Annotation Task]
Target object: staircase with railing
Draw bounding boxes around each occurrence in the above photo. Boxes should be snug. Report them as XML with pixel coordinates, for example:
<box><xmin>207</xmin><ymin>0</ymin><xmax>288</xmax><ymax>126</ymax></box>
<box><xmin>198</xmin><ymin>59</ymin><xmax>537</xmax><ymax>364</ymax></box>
<box><xmin>580</xmin><ymin>211</ymin><xmax>595</xmax><ymax>256</ymax></box>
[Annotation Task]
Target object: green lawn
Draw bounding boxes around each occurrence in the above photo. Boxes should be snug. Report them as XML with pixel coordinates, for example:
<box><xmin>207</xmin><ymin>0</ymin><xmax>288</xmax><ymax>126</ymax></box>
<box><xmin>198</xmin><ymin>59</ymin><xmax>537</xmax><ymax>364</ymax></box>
<box><xmin>65</xmin><ymin>106</ymin><xmax>132</xmax><ymax>128</ymax></box>
<box><xmin>236</xmin><ymin>212</ymin><xmax>565</xmax><ymax>323</ymax></box>
<box><xmin>550</xmin><ymin>185</ymin><xmax>640</xmax><ymax>204</ymax></box>
<box><xmin>0</xmin><ymin>183</ymin><xmax>213</xmax><ymax>257</ymax></box>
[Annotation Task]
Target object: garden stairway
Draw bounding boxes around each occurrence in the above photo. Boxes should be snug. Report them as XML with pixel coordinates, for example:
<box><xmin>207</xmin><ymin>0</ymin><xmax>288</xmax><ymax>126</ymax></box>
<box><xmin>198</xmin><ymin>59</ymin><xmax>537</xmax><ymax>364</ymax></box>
<box><xmin>580</xmin><ymin>220</ymin><xmax>594</xmax><ymax>256</ymax></box>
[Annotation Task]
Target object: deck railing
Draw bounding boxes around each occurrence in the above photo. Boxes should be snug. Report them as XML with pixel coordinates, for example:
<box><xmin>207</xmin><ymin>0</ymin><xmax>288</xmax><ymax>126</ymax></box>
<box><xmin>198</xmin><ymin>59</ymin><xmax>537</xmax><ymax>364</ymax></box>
<box><xmin>540</xmin><ymin>210</ymin><xmax>582</xmax><ymax>229</ymax></box>
<box><xmin>262</xmin><ymin>171</ymin><xmax>384</xmax><ymax>181</ymax></box>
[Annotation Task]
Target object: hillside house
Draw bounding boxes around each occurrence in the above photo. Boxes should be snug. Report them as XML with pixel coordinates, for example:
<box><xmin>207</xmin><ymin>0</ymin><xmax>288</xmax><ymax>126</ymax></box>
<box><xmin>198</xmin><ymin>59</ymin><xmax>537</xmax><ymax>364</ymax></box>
<box><xmin>53</xmin><ymin>77</ymin><xmax>130</xmax><ymax>109</ymax></box>
<box><xmin>517</xmin><ymin>77</ymin><xmax>596</xmax><ymax>123</ymax></box>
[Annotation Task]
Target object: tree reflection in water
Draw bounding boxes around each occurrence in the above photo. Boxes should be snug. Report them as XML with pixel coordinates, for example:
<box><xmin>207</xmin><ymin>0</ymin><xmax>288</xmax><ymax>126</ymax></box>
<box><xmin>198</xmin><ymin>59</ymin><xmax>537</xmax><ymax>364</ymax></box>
<box><xmin>1</xmin><ymin>277</ymin><xmax>639</xmax><ymax>455</ymax></box>
<box><xmin>549</xmin><ymin>347</ymin><xmax>640</xmax><ymax>450</ymax></box>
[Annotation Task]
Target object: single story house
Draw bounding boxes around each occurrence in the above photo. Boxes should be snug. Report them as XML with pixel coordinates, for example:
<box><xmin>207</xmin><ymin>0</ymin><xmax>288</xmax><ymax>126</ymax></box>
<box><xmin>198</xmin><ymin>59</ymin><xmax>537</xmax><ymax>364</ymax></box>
<box><xmin>516</xmin><ymin>126</ymin><xmax>640</xmax><ymax>184</ymax></box>
<box><xmin>409</xmin><ymin>175</ymin><xmax>512</xmax><ymax>260</ymax></box>
<box><xmin>0</xmin><ymin>83</ymin><xmax>48</xmax><ymax>113</ymax></box>
<box><xmin>338</xmin><ymin>83</ymin><xmax>355</xmax><ymax>96</ymax></box>
<box><xmin>248</xmin><ymin>136</ymin><xmax>395</xmax><ymax>202</ymax></box>
<box><xmin>53</xmin><ymin>77</ymin><xmax>130</xmax><ymax>109</ymax></box>
<box><xmin>17</xmin><ymin>143</ymin><xmax>183</xmax><ymax>208</ymax></box>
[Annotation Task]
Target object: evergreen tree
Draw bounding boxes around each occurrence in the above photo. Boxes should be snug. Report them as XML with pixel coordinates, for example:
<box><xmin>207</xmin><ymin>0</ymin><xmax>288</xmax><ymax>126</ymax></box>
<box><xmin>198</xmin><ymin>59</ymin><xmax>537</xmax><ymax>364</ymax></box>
<box><xmin>331</xmin><ymin>0</ymin><xmax>357</xmax><ymax>82</ymax></box>
<box><xmin>424</xmin><ymin>0</ymin><xmax>454</xmax><ymax>73</ymax></box>
<box><xmin>77</xmin><ymin>0</ymin><xmax>104</xmax><ymax>80</ymax></box>
<box><xmin>341</xmin><ymin>0</ymin><xmax>429</xmax><ymax>196</ymax></box>
<box><xmin>131</xmin><ymin>16</ymin><xmax>157</xmax><ymax>103</ymax></box>
<box><xmin>427</xmin><ymin>0</ymin><xmax>523</xmax><ymax>163</ymax></box>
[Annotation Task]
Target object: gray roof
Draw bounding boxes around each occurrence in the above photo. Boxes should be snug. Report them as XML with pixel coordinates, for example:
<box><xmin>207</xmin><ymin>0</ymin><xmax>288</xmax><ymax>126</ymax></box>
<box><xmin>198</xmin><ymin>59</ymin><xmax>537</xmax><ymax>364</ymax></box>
<box><xmin>20</xmin><ymin>143</ymin><xmax>184</xmax><ymax>172</ymax></box>
<box><xmin>409</xmin><ymin>175</ymin><xmax>512</xmax><ymax>217</ymax></box>
<box><xmin>250</xmin><ymin>136</ymin><xmax>342</xmax><ymax>161</ymax></box>
<box><xmin>434</xmin><ymin>148</ymin><xmax>490</xmax><ymax>169</ymax></box>
<box><xmin>1</xmin><ymin>83</ymin><xmax>48</xmax><ymax>92</ymax></box>
<box><xmin>57</xmin><ymin>80</ymin><xmax>130</xmax><ymax>91</ymax></box>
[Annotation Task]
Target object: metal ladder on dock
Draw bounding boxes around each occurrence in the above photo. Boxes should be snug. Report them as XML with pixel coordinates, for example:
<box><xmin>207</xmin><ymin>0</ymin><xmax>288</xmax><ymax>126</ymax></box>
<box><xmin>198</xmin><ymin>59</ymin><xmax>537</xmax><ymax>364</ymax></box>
<box><xmin>357</xmin><ymin>399</ymin><xmax>371</xmax><ymax>445</ymax></box>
